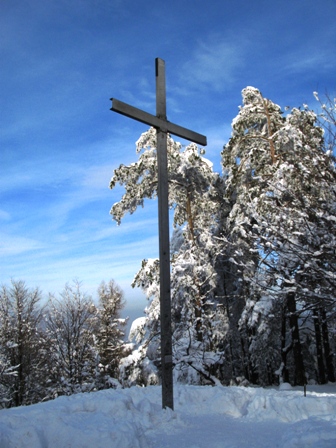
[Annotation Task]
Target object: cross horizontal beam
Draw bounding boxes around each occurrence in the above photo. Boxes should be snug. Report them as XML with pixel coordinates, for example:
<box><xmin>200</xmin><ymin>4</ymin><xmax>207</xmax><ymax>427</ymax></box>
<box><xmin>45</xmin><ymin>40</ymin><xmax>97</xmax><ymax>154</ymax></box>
<box><xmin>110</xmin><ymin>98</ymin><xmax>207</xmax><ymax>147</ymax></box>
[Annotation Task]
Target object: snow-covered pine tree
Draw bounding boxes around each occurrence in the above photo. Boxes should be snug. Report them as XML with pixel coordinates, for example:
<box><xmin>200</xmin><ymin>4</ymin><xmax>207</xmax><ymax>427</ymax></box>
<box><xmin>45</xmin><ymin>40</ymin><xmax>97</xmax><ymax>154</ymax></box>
<box><xmin>221</xmin><ymin>87</ymin><xmax>285</xmax><ymax>384</ymax></box>
<box><xmin>313</xmin><ymin>91</ymin><xmax>336</xmax><ymax>154</ymax></box>
<box><xmin>119</xmin><ymin>258</ymin><xmax>161</xmax><ymax>387</ymax></box>
<box><xmin>95</xmin><ymin>280</ymin><xmax>127</xmax><ymax>388</ymax></box>
<box><xmin>310</xmin><ymin>90</ymin><xmax>336</xmax><ymax>383</ymax></box>
<box><xmin>112</xmin><ymin>129</ymin><xmax>228</xmax><ymax>386</ymax></box>
<box><xmin>0</xmin><ymin>280</ymin><xmax>47</xmax><ymax>407</ymax></box>
<box><xmin>222</xmin><ymin>87</ymin><xmax>336</xmax><ymax>385</ymax></box>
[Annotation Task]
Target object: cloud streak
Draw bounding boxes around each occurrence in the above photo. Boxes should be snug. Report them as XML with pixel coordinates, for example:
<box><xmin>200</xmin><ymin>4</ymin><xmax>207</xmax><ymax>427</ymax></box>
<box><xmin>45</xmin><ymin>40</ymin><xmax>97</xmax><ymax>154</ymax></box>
<box><xmin>180</xmin><ymin>35</ymin><xmax>246</xmax><ymax>92</ymax></box>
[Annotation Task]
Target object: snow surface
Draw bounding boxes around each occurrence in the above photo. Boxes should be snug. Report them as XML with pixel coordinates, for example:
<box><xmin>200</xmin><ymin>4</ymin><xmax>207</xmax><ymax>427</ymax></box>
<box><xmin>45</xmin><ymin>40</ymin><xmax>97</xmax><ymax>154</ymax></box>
<box><xmin>1</xmin><ymin>384</ymin><xmax>336</xmax><ymax>447</ymax></box>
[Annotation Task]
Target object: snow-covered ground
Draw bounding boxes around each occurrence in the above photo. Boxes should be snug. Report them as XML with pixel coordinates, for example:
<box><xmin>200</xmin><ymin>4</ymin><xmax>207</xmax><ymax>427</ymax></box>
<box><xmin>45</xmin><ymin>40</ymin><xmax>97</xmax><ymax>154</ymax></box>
<box><xmin>1</xmin><ymin>383</ymin><xmax>336</xmax><ymax>448</ymax></box>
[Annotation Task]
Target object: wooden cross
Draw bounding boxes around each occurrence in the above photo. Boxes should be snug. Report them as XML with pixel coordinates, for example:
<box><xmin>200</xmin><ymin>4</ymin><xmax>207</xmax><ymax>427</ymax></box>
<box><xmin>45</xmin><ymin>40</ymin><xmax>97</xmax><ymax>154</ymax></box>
<box><xmin>110</xmin><ymin>58</ymin><xmax>207</xmax><ymax>410</ymax></box>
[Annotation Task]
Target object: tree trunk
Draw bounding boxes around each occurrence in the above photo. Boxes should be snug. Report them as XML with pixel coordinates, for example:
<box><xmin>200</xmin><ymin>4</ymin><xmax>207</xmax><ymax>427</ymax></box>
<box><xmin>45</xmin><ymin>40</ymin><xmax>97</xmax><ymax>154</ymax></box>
<box><xmin>286</xmin><ymin>291</ymin><xmax>305</xmax><ymax>385</ymax></box>
<box><xmin>186</xmin><ymin>190</ymin><xmax>203</xmax><ymax>342</ymax></box>
<box><xmin>280</xmin><ymin>305</ymin><xmax>290</xmax><ymax>383</ymax></box>
<box><xmin>313</xmin><ymin>308</ymin><xmax>326</xmax><ymax>384</ymax></box>
<box><xmin>16</xmin><ymin>299</ymin><xmax>24</xmax><ymax>407</ymax></box>
<box><xmin>224</xmin><ymin>295</ymin><xmax>236</xmax><ymax>380</ymax></box>
<box><xmin>321</xmin><ymin>307</ymin><xmax>336</xmax><ymax>382</ymax></box>
<box><xmin>240</xmin><ymin>335</ymin><xmax>249</xmax><ymax>381</ymax></box>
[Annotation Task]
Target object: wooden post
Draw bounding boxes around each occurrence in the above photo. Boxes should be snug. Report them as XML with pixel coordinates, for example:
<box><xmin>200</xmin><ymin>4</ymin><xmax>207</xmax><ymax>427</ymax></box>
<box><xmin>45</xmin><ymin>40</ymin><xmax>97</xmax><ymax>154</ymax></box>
<box><xmin>110</xmin><ymin>58</ymin><xmax>207</xmax><ymax>410</ymax></box>
<box><xmin>155</xmin><ymin>58</ymin><xmax>174</xmax><ymax>410</ymax></box>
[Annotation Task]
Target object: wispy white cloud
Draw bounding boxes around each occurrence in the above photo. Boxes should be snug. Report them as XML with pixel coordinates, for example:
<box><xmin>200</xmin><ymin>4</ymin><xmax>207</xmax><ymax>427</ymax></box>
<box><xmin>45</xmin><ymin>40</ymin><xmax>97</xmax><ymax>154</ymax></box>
<box><xmin>0</xmin><ymin>233</ymin><xmax>45</xmax><ymax>256</ymax></box>
<box><xmin>179</xmin><ymin>35</ymin><xmax>246</xmax><ymax>92</ymax></box>
<box><xmin>2</xmin><ymin>232</ymin><xmax>158</xmax><ymax>299</ymax></box>
<box><xmin>283</xmin><ymin>48</ymin><xmax>336</xmax><ymax>74</ymax></box>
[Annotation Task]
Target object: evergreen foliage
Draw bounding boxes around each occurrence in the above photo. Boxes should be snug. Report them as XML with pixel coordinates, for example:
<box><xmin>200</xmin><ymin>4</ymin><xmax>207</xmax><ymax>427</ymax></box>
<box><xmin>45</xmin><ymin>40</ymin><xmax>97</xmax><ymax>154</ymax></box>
<box><xmin>112</xmin><ymin>131</ymin><xmax>228</xmax><ymax>386</ymax></box>
<box><xmin>221</xmin><ymin>87</ymin><xmax>336</xmax><ymax>385</ymax></box>
<box><xmin>112</xmin><ymin>87</ymin><xmax>336</xmax><ymax>388</ymax></box>
<box><xmin>0</xmin><ymin>280</ymin><xmax>47</xmax><ymax>407</ymax></box>
<box><xmin>95</xmin><ymin>280</ymin><xmax>127</xmax><ymax>388</ymax></box>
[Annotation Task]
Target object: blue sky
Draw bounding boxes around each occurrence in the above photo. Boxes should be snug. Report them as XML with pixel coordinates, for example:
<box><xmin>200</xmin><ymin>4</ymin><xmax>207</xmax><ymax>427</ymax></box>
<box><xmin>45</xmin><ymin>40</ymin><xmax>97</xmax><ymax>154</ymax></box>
<box><xmin>1</xmin><ymin>0</ymin><xmax>335</xmax><ymax>320</ymax></box>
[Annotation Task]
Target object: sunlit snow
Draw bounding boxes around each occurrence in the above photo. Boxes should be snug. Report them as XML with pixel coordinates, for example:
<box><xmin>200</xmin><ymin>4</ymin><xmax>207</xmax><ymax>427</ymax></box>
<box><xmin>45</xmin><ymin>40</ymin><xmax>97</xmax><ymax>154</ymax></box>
<box><xmin>0</xmin><ymin>383</ymin><xmax>335</xmax><ymax>447</ymax></box>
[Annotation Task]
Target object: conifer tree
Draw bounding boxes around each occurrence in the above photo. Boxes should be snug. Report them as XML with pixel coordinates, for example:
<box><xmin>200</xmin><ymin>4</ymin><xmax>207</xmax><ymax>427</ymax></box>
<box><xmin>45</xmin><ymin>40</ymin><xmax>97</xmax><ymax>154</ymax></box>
<box><xmin>95</xmin><ymin>280</ymin><xmax>127</xmax><ymax>388</ymax></box>
<box><xmin>222</xmin><ymin>87</ymin><xmax>336</xmax><ymax>385</ymax></box>
<box><xmin>112</xmin><ymin>129</ymin><xmax>228</xmax><ymax>385</ymax></box>
<box><xmin>0</xmin><ymin>280</ymin><xmax>46</xmax><ymax>407</ymax></box>
<box><xmin>113</xmin><ymin>90</ymin><xmax>336</xmax><ymax>387</ymax></box>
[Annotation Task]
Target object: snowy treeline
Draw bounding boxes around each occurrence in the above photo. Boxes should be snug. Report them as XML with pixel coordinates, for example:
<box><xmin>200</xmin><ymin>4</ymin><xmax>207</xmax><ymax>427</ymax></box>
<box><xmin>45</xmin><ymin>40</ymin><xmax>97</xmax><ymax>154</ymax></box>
<box><xmin>0</xmin><ymin>279</ymin><xmax>127</xmax><ymax>408</ymax></box>
<box><xmin>1</xmin><ymin>88</ymin><xmax>335</xmax><ymax>409</ymax></box>
<box><xmin>111</xmin><ymin>88</ymin><xmax>336</xmax><ymax>388</ymax></box>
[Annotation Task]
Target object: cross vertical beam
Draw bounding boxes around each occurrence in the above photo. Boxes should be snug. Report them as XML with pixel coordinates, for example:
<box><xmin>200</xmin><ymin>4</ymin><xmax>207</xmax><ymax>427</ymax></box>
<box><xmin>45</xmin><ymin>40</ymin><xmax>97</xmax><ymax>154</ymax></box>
<box><xmin>155</xmin><ymin>58</ymin><xmax>173</xmax><ymax>410</ymax></box>
<box><xmin>110</xmin><ymin>58</ymin><xmax>207</xmax><ymax>411</ymax></box>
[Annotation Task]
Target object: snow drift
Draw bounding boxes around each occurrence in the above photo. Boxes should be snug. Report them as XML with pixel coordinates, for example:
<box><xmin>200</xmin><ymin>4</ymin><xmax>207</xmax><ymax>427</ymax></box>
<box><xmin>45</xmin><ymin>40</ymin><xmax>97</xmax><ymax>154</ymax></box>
<box><xmin>0</xmin><ymin>384</ymin><xmax>335</xmax><ymax>447</ymax></box>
